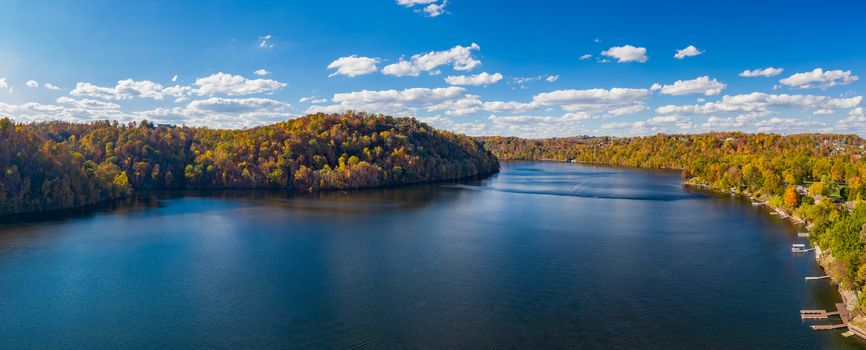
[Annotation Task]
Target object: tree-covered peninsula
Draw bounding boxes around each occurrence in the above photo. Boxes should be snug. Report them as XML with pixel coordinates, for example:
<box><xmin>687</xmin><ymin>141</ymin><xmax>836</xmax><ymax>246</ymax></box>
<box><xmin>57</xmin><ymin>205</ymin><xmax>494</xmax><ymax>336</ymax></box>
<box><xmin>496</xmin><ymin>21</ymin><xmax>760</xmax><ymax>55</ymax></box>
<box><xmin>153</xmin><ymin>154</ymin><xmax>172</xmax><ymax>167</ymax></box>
<box><xmin>481</xmin><ymin>133</ymin><xmax>866</xmax><ymax>310</ymax></box>
<box><xmin>0</xmin><ymin>112</ymin><xmax>499</xmax><ymax>215</ymax></box>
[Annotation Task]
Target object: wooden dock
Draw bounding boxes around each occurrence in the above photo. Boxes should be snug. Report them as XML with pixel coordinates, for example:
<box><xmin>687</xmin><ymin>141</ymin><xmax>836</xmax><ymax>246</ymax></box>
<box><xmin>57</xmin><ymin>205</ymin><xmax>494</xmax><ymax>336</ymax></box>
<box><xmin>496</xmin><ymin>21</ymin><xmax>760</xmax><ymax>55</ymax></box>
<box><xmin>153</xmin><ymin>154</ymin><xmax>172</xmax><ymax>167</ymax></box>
<box><xmin>803</xmin><ymin>303</ymin><xmax>851</xmax><ymax>331</ymax></box>
<box><xmin>805</xmin><ymin>275</ymin><xmax>830</xmax><ymax>281</ymax></box>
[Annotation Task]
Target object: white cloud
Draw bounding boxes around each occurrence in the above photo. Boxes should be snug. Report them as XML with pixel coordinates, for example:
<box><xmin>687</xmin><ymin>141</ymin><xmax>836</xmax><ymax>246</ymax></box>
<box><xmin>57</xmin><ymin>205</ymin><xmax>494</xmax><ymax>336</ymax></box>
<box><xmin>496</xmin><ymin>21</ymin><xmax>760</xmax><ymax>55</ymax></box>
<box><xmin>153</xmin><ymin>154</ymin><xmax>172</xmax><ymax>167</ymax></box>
<box><xmin>779</xmin><ymin>68</ymin><xmax>859</xmax><ymax>89</ymax></box>
<box><xmin>258</xmin><ymin>34</ymin><xmax>274</xmax><ymax>48</ymax></box>
<box><xmin>0</xmin><ymin>78</ymin><xmax>9</xmax><ymax>92</ymax></box>
<box><xmin>674</xmin><ymin>45</ymin><xmax>704</xmax><ymax>59</ymax></box>
<box><xmin>444</xmin><ymin>72</ymin><xmax>503</xmax><ymax>86</ymax></box>
<box><xmin>71</xmin><ymin>79</ymin><xmax>170</xmax><ymax>100</ymax></box>
<box><xmin>580</xmin><ymin>54</ymin><xmax>592</xmax><ymax>60</ymax></box>
<box><xmin>382</xmin><ymin>43</ymin><xmax>481</xmax><ymax>77</ymax></box>
<box><xmin>601</xmin><ymin>45</ymin><xmax>648</xmax><ymax>63</ymax></box>
<box><xmin>601</xmin><ymin>115</ymin><xmax>693</xmax><ymax>135</ymax></box>
<box><xmin>327</xmin><ymin>55</ymin><xmax>380</xmax><ymax>77</ymax></box>
<box><xmin>193</xmin><ymin>72</ymin><xmax>286</xmax><ymax>96</ymax></box>
<box><xmin>397</xmin><ymin>0</ymin><xmax>436</xmax><ymax>5</ymax></box>
<box><xmin>25</xmin><ymin>80</ymin><xmax>60</xmax><ymax>90</ymax></box>
<box><xmin>423</xmin><ymin>1</ymin><xmax>447</xmax><ymax>16</ymax></box>
<box><xmin>397</xmin><ymin>0</ymin><xmax>447</xmax><ymax>17</ymax></box>
<box><xmin>308</xmin><ymin>87</ymin><xmax>469</xmax><ymax>115</ymax></box>
<box><xmin>299</xmin><ymin>96</ymin><xmax>328</xmax><ymax>103</ymax></box>
<box><xmin>307</xmin><ymin>86</ymin><xmax>541</xmax><ymax>117</ymax></box>
<box><xmin>532</xmin><ymin>88</ymin><xmax>651</xmax><ymax>114</ymax></box>
<box><xmin>56</xmin><ymin>96</ymin><xmax>121</xmax><ymax>110</ymax></box>
<box><xmin>656</xmin><ymin>92</ymin><xmax>862</xmax><ymax>116</ymax></box>
<box><xmin>486</xmin><ymin>113</ymin><xmax>592</xmax><ymax>137</ymax></box>
<box><xmin>837</xmin><ymin>107</ymin><xmax>866</xmax><ymax>131</ymax></box>
<box><xmin>187</xmin><ymin>97</ymin><xmax>290</xmax><ymax>113</ymax></box>
<box><xmin>754</xmin><ymin>117</ymin><xmax>825</xmax><ymax>133</ymax></box>
<box><xmin>655</xmin><ymin>76</ymin><xmax>726</xmax><ymax>96</ymax></box>
<box><xmin>545</xmin><ymin>75</ymin><xmax>559</xmax><ymax>83</ymax></box>
<box><xmin>171</xmin><ymin>75</ymin><xmax>178</xmax><ymax>82</ymax></box>
<box><xmin>254</xmin><ymin>69</ymin><xmax>271</xmax><ymax>76</ymax></box>
<box><xmin>739</xmin><ymin>67</ymin><xmax>784</xmax><ymax>78</ymax></box>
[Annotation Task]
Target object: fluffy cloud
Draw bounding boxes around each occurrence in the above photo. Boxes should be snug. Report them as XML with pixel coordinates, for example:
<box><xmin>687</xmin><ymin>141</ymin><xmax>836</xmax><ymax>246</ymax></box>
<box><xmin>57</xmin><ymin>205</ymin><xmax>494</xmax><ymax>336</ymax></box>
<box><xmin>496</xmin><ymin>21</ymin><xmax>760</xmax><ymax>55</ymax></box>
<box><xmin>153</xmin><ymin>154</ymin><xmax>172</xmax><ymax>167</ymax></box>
<box><xmin>652</xmin><ymin>76</ymin><xmax>726</xmax><ymax>96</ymax></box>
<box><xmin>71</xmin><ymin>79</ymin><xmax>173</xmax><ymax>100</ymax></box>
<box><xmin>70</xmin><ymin>73</ymin><xmax>285</xmax><ymax>101</ymax></box>
<box><xmin>601</xmin><ymin>45</ymin><xmax>648</xmax><ymax>63</ymax></box>
<box><xmin>26</xmin><ymin>80</ymin><xmax>60</xmax><ymax>90</ymax></box>
<box><xmin>397</xmin><ymin>0</ymin><xmax>447</xmax><ymax>17</ymax></box>
<box><xmin>382</xmin><ymin>43</ymin><xmax>481</xmax><ymax>77</ymax></box>
<box><xmin>306</xmin><ymin>86</ymin><xmax>542</xmax><ymax>116</ymax></box>
<box><xmin>254</xmin><ymin>69</ymin><xmax>271</xmax><ymax>76</ymax></box>
<box><xmin>739</xmin><ymin>67</ymin><xmax>784</xmax><ymax>78</ymax></box>
<box><xmin>299</xmin><ymin>96</ymin><xmax>328</xmax><ymax>103</ymax></box>
<box><xmin>307</xmin><ymin>87</ymin><xmax>468</xmax><ymax>115</ymax></box>
<box><xmin>0</xmin><ymin>78</ymin><xmax>9</xmax><ymax>92</ymax></box>
<box><xmin>674</xmin><ymin>45</ymin><xmax>703</xmax><ymax>59</ymax></box>
<box><xmin>601</xmin><ymin>115</ymin><xmax>693</xmax><ymax>134</ymax></box>
<box><xmin>513</xmin><ymin>75</ymin><xmax>559</xmax><ymax>85</ymax></box>
<box><xmin>0</xmin><ymin>100</ymin><xmax>131</xmax><ymax>124</ymax></box>
<box><xmin>56</xmin><ymin>96</ymin><xmax>121</xmax><ymax>110</ymax></box>
<box><xmin>193</xmin><ymin>72</ymin><xmax>286</xmax><ymax>96</ymax></box>
<box><xmin>779</xmin><ymin>68</ymin><xmax>859</xmax><ymax>89</ymax></box>
<box><xmin>532</xmin><ymin>88</ymin><xmax>651</xmax><ymax>114</ymax></box>
<box><xmin>444</xmin><ymin>72</ymin><xmax>503</xmax><ymax>86</ymax></box>
<box><xmin>837</xmin><ymin>107</ymin><xmax>866</xmax><ymax>131</ymax></box>
<box><xmin>423</xmin><ymin>1</ymin><xmax>447</xmax><ymax>16</ymax></box>
<box><xmin>754</xmin><ymin>117</ymin><xmax>826</xmax><ymax>133</ymax></box>
<box><xmin>327</xmin><ymin>55</ymin><xmax>380</xmax><ymax>77</ymax></box>
<box><xmin>579</xmin><ymin>54</ymin><xmax>592</xmax><ymax>60</ymax></box>
<box><xmin>187</xmin><ymin>97</ymin><xmax>290</xmax><ymax>113</ymax></box>
<box><xmin>656</xmin><ymin>92</ymin><xmax>862</xmax><ymax>116</ymax></box>
<box><xmin>486</xmin><ymin>113</ymin><xmax>592</xmax><ymax>137</ymax></box>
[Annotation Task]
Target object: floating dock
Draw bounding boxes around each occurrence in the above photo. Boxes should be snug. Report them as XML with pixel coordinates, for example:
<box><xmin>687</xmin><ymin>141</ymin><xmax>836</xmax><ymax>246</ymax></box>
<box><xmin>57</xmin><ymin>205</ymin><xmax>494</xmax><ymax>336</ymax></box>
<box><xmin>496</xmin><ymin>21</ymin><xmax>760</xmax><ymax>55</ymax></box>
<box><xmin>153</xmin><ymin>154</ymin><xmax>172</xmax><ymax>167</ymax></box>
<box><xmin>797</xmin><ymin>232</ymin><xmax>809</xmax><ymax>237</ymax></box>
<box><xmin>805</xmin><ymin>275</ymin><xmax>830</xmax><ymax>281</ymax></box>
<box><xmin>792</xmin><ymin>244</ymin><xmax>815</xmax><ymax>253</ymax></box>
<box><xmin>802</xmin><ymin>303</ymin><xmax>851</xmax><ymax>331</ymax></box>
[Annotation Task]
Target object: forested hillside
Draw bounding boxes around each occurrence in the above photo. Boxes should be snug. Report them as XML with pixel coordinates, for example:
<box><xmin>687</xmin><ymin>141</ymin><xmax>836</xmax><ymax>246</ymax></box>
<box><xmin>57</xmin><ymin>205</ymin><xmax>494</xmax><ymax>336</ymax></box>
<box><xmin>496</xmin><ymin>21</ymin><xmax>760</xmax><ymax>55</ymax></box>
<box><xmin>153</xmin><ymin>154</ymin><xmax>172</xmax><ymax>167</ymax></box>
<box><xmin>482</xmin><ymin>133</ymin><xmax>866</xmax><ymax>307</ymax></box>
<box><xmin>0</xmin><ymin>113</ymin><xmax>499</xmax><ymax>215</ymax></box>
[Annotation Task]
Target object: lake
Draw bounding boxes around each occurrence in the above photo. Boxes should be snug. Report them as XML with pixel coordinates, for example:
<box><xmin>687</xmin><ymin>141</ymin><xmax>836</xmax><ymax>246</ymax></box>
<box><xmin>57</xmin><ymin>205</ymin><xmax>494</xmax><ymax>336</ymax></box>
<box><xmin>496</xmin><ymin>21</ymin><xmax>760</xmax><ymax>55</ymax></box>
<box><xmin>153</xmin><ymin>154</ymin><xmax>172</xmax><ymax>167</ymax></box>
<box><xmin>0</xmin><ymin>161</ymin><xmax>862</xmax><ymax>349</ymax></box>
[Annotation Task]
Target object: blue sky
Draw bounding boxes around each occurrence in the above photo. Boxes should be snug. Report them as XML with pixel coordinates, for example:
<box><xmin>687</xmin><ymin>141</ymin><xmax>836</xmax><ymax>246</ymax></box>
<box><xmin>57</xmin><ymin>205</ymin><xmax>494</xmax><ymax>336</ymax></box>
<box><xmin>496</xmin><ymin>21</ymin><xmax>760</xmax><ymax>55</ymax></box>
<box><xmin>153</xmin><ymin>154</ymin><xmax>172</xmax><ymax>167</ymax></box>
<box><xmin>1</xmin><ymin>0</ymin><xmax>865</xmax><ymax>137</ymax></box>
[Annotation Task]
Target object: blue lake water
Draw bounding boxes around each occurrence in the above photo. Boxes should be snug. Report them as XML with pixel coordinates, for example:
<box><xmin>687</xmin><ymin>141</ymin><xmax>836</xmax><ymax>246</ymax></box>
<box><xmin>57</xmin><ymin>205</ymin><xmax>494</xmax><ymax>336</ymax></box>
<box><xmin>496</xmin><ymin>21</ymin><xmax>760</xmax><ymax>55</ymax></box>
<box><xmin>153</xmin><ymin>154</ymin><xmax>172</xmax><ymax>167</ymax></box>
<box><xmin>0</xmin><ymin>161</ymin><xmax>862</xmax><ymax>349</ymax></box>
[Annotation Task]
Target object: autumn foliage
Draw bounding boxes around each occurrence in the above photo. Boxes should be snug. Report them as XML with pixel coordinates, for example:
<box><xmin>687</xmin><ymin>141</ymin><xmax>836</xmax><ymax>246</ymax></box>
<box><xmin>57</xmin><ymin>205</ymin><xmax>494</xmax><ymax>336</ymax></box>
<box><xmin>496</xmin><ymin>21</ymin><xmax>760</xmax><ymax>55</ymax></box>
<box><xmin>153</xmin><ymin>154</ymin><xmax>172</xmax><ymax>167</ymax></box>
<box><xmin>0</xmin><ymin>112</ymin><xmax>498</xmax><ymax>215</ymax></box>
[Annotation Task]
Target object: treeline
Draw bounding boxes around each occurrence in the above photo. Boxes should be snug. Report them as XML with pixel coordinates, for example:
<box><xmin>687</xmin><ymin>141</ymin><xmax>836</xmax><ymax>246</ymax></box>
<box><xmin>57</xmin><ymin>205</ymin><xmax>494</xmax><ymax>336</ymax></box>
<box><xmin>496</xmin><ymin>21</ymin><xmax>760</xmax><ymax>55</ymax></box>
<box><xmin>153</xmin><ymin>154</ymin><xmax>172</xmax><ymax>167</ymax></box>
<box><xmin>0</xmin><ymin>112</ymin><xmax>498</xmax><ymax>215</ymax></box>
<box><xmin>481</xmin><ymin>133</ymin><xmax>866</xmax><ymax>306</ymax></box>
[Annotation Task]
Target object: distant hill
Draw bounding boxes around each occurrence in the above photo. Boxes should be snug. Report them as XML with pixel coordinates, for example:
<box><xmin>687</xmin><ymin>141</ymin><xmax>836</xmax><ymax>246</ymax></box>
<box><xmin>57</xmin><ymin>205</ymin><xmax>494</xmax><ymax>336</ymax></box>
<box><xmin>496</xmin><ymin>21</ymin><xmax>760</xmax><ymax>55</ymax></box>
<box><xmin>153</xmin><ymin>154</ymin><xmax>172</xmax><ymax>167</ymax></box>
<box><xmin>0</xmin><ymin>112</ymin><xmax>499</xmax><ymax>215</ymax></box>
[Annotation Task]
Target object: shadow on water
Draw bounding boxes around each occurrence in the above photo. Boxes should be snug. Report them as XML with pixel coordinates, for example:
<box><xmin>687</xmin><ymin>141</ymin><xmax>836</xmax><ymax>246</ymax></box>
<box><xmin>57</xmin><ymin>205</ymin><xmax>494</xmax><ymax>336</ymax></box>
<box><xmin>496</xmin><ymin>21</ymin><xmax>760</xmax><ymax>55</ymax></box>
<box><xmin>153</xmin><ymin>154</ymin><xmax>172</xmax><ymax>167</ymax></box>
<box><xmin>0</xmin><ymin>172</ymin><xmax>495</xmax><ymax>227</ymax></box>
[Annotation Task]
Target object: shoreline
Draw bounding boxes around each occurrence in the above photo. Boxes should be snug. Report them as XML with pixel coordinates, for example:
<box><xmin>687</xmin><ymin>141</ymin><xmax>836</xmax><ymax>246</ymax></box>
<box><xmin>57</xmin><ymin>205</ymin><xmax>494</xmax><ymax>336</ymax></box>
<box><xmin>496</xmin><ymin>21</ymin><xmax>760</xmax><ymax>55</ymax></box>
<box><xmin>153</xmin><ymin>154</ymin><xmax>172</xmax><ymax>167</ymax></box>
<box><xmin>684</xmin><ymin>174</ymin><xmax>864</xmax><ymax>340</ymax></box>
<box><xmin>508</xmin><ymin>159</ymin><xmax>865</xmax><ymax>341</ymax></box>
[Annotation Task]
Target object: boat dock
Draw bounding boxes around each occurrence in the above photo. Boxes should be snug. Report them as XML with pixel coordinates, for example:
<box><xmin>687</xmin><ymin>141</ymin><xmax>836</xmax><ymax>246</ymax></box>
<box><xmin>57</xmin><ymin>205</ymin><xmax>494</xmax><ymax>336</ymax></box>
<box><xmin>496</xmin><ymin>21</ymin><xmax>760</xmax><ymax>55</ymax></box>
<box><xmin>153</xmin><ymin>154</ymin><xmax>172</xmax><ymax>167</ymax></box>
<box><xmin>792</xmin><ymin>244</ymin><xmax>816</xmax><ymax>253</ymax></box>
<box><xmin>805</xmin><ymin>275</ymin><xmax>830</xmax><ymax>281</ymax></box>
<box><xmin>802</xmin><ymin>303</ymin><xmax>851</xmax><ymax>330</ymax></box>
<box><xmin>797</xmin><ymin>232</ymin><xmax>809</xmax><ymax>237</ymax></box>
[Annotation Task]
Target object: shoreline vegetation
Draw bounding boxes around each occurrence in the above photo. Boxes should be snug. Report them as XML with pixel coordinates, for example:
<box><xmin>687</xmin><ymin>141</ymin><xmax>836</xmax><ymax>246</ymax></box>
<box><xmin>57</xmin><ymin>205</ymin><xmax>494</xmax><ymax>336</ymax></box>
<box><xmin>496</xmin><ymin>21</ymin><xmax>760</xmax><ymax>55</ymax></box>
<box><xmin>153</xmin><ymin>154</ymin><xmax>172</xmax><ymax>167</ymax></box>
<box><xmin>0</xmin><ymin>112</ymin><xmax>499</xmax><ymax>216</ymax></box>
<box><xmin>480</xmin><ymin>134</ymin><xmax>866</xmax><ymax>338</ymax></box>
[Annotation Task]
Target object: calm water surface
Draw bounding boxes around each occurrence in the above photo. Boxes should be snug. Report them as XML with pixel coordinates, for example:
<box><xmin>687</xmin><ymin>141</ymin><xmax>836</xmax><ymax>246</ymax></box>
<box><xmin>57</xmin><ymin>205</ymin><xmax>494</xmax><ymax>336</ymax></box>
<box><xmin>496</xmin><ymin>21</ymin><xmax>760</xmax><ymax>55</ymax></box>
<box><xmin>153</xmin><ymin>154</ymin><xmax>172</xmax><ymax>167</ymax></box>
<box><xmin>0</xmin><ymin>161</ymin><xmax>863</xmax><ymax>349</ymax></box>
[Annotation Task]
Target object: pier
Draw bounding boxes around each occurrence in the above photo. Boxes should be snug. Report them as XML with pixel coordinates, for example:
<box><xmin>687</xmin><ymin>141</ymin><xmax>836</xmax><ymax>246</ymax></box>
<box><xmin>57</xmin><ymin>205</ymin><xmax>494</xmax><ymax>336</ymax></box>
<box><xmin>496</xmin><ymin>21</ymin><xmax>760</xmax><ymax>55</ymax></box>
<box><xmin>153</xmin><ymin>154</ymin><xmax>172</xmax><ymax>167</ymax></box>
<box><xmin>805</xmin><ymin>275</ymin><xmax>829</xmax><ymax>281</ymax></box>
<box><xmin>802</xmin><ymin>303</ymin><xmax>851</xmax><ymax>331</ymax></box>
<box><xmin>792</xmin><ymin>244</ymin><xmax>816</xmax><ymax>253</ymax></box>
